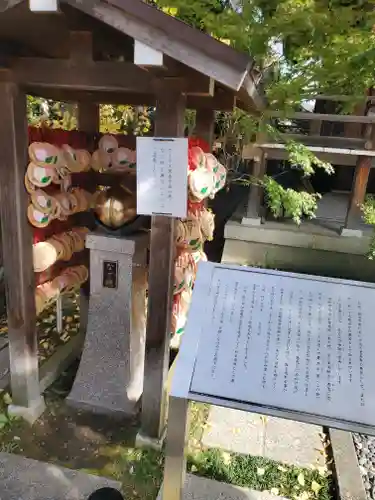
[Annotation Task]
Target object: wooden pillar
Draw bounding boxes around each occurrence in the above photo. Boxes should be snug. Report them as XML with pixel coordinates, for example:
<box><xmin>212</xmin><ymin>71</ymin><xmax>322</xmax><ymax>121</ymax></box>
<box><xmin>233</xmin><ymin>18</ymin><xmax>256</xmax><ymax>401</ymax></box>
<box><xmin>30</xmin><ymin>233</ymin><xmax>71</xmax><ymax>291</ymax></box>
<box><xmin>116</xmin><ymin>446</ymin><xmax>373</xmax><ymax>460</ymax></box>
<box><xmin>77</xmin><ymin>100</ymin><xmax>99</xmax><ymax>335</ymax></box>
<box><xmin>77</xmin><ymin>102</ymin><xmax>100</xmax><ymax>136</ymax></box>
<box><xmin>343</xmin><ymin>156</ymin><xmax>372</xmax><ymax>232</ymax></box>
<box><xmin>241</xmin><ymin>125</ymin><xmax>267</xmax><ymax>226</ymax></box>
<box><xmin>343</xmin><ymin>104</ymin><xmax>375</xmax><ymax>234</ymax></box>
<box><xmin>139</xmin><ymin>87</ymin><xmax>186</xmax><ymax>445</ymax></box>
<box><xmin>0</xmin><ymin>79</ymin><xmax>45</xmax><ymax>421</ymax></box>
<box><xmin>194</xmin><ymin>108</ymin><xmax>215</xmax><ymax>149</ymax></box>
<box><xmin>242</xmin><ymin>151</ymin><xmax>266</xmax><ymax>224</ymax></box>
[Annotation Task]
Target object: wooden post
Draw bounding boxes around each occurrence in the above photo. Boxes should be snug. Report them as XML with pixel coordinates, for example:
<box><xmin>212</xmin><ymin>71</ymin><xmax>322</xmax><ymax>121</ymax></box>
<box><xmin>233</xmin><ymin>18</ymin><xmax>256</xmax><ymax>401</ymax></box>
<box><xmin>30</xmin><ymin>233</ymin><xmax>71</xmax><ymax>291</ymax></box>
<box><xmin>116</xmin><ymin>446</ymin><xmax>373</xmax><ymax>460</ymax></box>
<box><xmin>194</xmin><ymin>108</ymin><xmax>215</xmax><ymax>149</ymax></box>
<box><xmin>77</xmin><ymin>100</ymin><xmax>99</xmax><ymax>334</ymax></box>
<box><xmin>343</xmin><ymin>156</ymin><xmax>372</xmax><ymax>233</ymax></box>
<box><xmin>0</xmin><ymin>79</ymin><xmax>45</xmax><ymax>422</ymax></box>
<box><xmin>343</xmin><ymin>105</ymin><xmax>375</xmax><ymax>234</ymax></box>
<box><xmin>242</xmin><ymin>151</ymin><xmax>266</xmax><ymax>224</ymax></box>
<box><xmin>77</xmin><ymin>102</ymin><xmax>100</xmax><ymax>136</ymax></box>
<box><xmin>139</xmin><ymin>88</ymin><xmax>186</xmax><ymax>446</ymax></box>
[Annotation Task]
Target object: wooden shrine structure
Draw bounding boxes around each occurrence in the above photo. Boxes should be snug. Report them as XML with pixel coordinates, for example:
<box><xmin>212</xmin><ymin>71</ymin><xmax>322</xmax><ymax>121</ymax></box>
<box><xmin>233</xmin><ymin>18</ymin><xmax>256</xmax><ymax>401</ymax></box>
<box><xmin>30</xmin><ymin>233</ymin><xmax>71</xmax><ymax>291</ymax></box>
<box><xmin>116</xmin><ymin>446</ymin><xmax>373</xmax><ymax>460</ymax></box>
<box><xmin>243</xmin><ymin>95</ymin><xmax>375</xmax><ymax>232</ymax></box>
<box><xmin>223</xmin><ymin>94</ymin><xmax>375</xmax><ymax>282</ymax></box>
<box><xmin>0</xmin><ymin>0</ymin><xmax>263</xmax><ymax>440</ymax></box>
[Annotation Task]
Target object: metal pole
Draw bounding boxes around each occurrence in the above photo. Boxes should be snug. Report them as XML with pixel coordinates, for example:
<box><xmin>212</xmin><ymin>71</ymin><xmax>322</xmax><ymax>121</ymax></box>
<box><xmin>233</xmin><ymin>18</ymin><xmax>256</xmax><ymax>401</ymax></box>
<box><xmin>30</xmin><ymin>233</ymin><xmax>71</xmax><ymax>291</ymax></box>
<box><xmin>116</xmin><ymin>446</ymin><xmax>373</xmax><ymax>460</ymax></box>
<box><xmin>162</xmin><ymin>396</ymin><xmax>190</xmax><ymax>500</ymax></box>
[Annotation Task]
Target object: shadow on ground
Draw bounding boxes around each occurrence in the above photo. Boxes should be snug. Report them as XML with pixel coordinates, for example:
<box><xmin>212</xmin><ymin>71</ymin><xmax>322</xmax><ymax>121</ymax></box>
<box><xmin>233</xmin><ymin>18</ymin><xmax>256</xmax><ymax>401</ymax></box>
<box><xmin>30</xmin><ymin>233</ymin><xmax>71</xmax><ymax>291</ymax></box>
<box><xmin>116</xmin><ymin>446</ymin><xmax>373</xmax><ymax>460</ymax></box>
<box><xmin>1</xmin><ymin>362</ymin><xmax>163</xmax><ymax>500</ymax></box>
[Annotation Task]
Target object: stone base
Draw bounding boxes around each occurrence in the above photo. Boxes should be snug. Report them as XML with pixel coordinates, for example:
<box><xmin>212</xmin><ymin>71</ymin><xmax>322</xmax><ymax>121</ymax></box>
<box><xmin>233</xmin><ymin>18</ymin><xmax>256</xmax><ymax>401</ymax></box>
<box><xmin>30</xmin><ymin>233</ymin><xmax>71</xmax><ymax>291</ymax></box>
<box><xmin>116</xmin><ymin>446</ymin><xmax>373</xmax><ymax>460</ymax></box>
<box><xmin>340</xmin><ymin>227</ymin><xmax>363</xmax><ymax>238</ymax></box>
<box><xmin>67</xmin><ymin>233</ymin><xmax>148</xmax><ymax>419</ymax></box>
<box><xmin>157</xmin><ymin>474</ymin><xmax>287</xmax><ymax>500</ymax></box>
<box><xmin>0</xmin><ymin>452</ymin><xmax>121</xmax><ymax>500</ymax></box>
<box><xmin>135</xmin><ymin>429</ymin><xmax>166</xmax><ymax>451</ymax></box>
<box><xmin>66</xmin><ymin>395</ymin><xmax>141</xmax><ymax>419</ymax></box>
<box><xmin>241</xmin><ymin>216</ymin><xmax>262</xmax><ymax>226</ymax></box>
<box><xmin>8</xmin><ymin>397</ymin><xmax>46</xmax><ymax>425</ymax></box>
<box><xmin>222</xmin><ymin>221</ymin><xmax>375</xmax><ymax>283</ymax></box>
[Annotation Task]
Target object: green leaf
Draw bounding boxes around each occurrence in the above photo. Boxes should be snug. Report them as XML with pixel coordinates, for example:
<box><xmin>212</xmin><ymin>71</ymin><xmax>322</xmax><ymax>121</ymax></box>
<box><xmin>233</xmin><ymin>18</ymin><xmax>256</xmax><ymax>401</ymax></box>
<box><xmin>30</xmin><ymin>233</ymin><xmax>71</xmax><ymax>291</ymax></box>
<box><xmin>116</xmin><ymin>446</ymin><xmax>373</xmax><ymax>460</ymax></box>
<box><xmin>297</xmin><ymin>473</ymin><xmax>305</xmax><ymax>486</ymax></box>
<box><xmin>45</xmin><ymin>156</ymin><xmax>54</xmax><ymax>164</ymax></box>
<box><xmin>3</xmin><ymin>393</ymin><xmax>12</xmax><ymax>405</ymax></box>
<box><xmin>311</xmin><ymin>481</ymin><xmax>322</xmax><ymax>494</ymax></box>
<box><xmin>0</xmin><ymin>413</ymin><xmax>8</xmax><ymax>426</ymax></box>
<box><xmin>200</xmin><ymin>187</ymin><xmax>208</xmax><ymax>194</ymax></box>
<box><xmin>41</xmin><ymin>176</ymin><xmax>51</xmax><ymax>184</ymax></box>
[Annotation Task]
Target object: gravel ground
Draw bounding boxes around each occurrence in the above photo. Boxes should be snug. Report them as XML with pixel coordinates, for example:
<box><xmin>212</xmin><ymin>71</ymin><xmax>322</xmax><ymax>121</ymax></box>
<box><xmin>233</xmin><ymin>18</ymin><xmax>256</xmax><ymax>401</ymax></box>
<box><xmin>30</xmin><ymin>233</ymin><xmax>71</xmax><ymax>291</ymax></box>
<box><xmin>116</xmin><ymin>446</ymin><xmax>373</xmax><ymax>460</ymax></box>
<box><xmin>353</xmin><ymin>433</ymin><xmax>375</xmax><ymax>499</ymax></box>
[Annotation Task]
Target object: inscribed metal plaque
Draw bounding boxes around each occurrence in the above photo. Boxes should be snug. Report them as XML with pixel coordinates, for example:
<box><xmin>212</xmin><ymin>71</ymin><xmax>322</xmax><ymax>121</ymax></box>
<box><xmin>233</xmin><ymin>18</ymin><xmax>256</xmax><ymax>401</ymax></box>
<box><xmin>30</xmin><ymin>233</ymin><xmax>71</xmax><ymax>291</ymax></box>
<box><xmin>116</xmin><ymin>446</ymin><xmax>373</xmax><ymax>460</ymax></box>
<box><xmin>190</xmin><ymin>265</ymin><xmax>375</xmax><ymax>427</ymax></box>
<box><xmin>136</xmin><ymin>137</ymin><xmax>188</xmax><ymax>218</ymax></box>
<box><xmin>102</xmin><ymin>260</ymin><xmax>118</xmax><ymax>289</ymax></box>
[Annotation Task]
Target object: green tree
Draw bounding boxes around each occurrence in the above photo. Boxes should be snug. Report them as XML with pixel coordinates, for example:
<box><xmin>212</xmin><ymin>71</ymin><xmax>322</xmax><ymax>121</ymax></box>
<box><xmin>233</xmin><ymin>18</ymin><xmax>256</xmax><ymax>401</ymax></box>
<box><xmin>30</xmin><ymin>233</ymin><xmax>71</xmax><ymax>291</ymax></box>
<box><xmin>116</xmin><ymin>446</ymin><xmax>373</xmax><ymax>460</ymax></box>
<box><xmin>151</xmin><ymin>0</ymin><xmax>375</xmax><ymax>223</ymax></box>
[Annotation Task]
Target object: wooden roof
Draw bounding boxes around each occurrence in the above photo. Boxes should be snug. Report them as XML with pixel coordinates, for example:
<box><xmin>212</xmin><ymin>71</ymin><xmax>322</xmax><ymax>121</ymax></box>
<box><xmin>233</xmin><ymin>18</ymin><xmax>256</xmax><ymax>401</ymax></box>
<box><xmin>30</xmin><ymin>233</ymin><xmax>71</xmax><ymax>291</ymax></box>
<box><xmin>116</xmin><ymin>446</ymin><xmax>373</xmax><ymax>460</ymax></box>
<box><xmin>0</xmin><ymin>0</ymin><xmax>264</xmax><ymax>112</ymax></box>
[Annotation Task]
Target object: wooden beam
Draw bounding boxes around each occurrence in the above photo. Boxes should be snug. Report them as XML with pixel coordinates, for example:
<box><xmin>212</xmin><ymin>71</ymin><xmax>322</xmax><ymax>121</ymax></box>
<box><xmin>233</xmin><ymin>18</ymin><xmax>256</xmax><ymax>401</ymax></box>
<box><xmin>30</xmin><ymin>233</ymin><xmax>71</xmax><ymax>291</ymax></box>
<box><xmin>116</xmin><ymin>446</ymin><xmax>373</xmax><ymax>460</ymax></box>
<box><xmin>0</xmin><ymin>80</ymin><xmax>44</xmax><ymax>420</ymax></box>
<box><xmin>0</xmin><ymin>0</ymin><xmax>23</xmax><ymax>12</ymax></box>
<box><xmin>244</xmin><ymin>146</ymin><xmax>359</xmax><ymax>167</ymax></box>
<box><xmin>254</xmin><ymin>143</ymin><xmax>375</xmax><ymax>157</ymax></box>
<box><xmin>240</xmin><ymin>73</ymin><xmax>265</xmax><ymax>111</ymax></box>
<box><xmin>188</xmin><ymin>92</ymin><xmax>235</xmax><ymax>111</ymax></box>
<box><xmin>8</xmin><ymin>58</ymin><xmax>154</xmax><ymax>93</ymax></box>
<box><xmin>279</xmin><ymin>133</ymin><xmax>367</xmax><ymax>149</ymax></box>
<box><xmin>69</xmin><ymin>31</ymin><xmax>93</xmax><ymax>63</ymax></box>
<box><xmin>8</xmin><ymin>57</ymin><xmax>214</xmax><ymax>96</ymax></box>
<box><xmin>66</xmin><ymin>0</ymin><xmax>251</xmax><ymax>91</ymax></box>
<box><xmin>27</xmin><ymin>87</ymin><xmax>235</xmax><ymax>110</ymax></box>
<box><xmin>268</xmin><ymin>111</ymin><xmax>375</xmax><ymax>124</ymax></box>
<box><xmin>313</xmin><ymin>95</ymin><xmax>374</xmax><ymax>101</ymax></box>
<box><xmin>194</xmin><ymin>108</ymin><xmax>215</xmax><ymax>148</ymax></box>
<box><xmin>141</xmin><ymin>86</ymin><xmax>186</xmax><ymax>442</ymax></box>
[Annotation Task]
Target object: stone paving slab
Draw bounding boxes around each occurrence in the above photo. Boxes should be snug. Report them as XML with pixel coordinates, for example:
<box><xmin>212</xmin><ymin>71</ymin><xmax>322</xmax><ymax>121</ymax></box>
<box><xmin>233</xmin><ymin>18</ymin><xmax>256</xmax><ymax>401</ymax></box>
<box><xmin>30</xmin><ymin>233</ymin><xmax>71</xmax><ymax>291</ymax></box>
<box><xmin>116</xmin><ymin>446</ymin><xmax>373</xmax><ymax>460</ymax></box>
<box><xmin>0</xmin><ymin>453</ymin><xmax>122</xmax><ymax>500</ymax></box>
<box><xmin>202</xmin><ymin>406</ymin><xmax>324</xmax><ymax>467</ymax></box>
<box><xmin>157</xmin><ymin>474</ymin><xmax>288</xmax><ymax>500</ymax></box>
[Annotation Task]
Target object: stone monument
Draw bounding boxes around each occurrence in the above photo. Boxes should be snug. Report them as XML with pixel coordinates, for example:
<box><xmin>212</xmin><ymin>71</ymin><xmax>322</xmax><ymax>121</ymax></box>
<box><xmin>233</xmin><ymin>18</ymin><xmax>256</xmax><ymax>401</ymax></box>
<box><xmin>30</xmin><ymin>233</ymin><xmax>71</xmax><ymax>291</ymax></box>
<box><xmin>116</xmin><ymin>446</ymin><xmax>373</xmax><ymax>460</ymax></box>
<box><xmin>67</xmin><ymin>231</ymin><xmax>148</xmax><ymax>417</ymax></box>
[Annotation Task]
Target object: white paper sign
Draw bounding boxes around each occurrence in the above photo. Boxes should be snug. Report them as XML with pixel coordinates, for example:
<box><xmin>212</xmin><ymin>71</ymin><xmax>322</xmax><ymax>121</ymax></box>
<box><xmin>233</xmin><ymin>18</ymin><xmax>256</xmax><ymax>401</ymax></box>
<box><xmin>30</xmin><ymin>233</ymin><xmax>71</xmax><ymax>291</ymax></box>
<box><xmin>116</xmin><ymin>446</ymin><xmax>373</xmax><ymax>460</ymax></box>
<box><xmin>190</xmin><ymin>265</ymin><xmax>375</xmax><ymax>427</ymax></box>
<box><xmin>136</xmin><ymin>137</ymin><xmax>188</xmax><ymax>218</ymax></box>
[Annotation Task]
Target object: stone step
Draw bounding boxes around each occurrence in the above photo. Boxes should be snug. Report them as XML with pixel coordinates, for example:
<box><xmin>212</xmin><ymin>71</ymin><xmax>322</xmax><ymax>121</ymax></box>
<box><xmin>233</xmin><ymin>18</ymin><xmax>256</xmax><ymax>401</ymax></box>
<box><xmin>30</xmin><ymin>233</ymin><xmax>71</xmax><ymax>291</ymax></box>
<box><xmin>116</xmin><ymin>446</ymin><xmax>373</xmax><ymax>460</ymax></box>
<box><xmin>158</xmin><ymin>474</ymin><xmax>288</xmax><ymax>500</ymax></box>
<box><xmin>0</xmin><ymin>453</ymin><xmax>121</xmax><ymax>500</ymax></box>
<box><xmin>202</xmin><ymin>406</ymin><xmax>324</xmax><ymax>467</ymax></box>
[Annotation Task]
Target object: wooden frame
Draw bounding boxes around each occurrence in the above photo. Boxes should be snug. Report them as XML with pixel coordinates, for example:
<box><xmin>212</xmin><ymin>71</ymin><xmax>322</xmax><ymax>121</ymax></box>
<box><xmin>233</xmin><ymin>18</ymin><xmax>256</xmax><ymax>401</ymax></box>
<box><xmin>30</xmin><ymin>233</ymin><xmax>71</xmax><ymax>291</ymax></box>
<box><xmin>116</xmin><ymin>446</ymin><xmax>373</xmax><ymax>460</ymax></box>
<box><xmin>0</xmin><ymin>0</ymin><xmax>263</xmax><ymax>434</ymax></box>
<box><xmin>0</xmin><ymin>79</ymin><xmax>45</xmax><ymax>421</ymax></box>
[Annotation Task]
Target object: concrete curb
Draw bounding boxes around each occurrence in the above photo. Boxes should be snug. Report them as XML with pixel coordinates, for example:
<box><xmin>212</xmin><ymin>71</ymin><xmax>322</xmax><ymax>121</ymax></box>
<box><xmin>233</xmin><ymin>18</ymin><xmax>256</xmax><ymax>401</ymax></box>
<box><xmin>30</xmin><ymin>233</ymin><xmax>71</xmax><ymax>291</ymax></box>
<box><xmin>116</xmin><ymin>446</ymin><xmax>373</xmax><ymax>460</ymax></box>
<box><xmin>329</xmin><ymin>429</ymin><xmax>367</xmax><ymax>500</ymax></box>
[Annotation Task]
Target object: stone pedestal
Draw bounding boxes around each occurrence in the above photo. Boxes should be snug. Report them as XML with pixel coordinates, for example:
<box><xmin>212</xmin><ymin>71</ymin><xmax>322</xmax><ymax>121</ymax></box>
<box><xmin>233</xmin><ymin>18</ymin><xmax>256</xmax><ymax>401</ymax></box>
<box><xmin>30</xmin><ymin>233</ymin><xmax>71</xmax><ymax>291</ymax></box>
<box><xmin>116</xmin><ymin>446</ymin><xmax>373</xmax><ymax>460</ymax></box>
<box><xmin>67</xmin><ymin>232</ymin><xmax>148</xmax><ymax>417</ymax></box>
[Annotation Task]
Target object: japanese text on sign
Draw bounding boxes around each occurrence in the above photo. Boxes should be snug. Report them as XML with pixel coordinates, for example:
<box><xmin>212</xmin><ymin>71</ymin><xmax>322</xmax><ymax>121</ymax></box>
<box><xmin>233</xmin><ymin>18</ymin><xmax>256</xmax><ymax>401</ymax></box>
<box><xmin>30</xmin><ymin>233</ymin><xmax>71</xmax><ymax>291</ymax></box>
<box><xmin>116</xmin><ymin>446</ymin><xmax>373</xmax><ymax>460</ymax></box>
<box><xmin>136</xmin><ymin>137</ymin><xmax>188</xmax><ymax>218</ymax></box>
<box><xmin>190</xmin><ymin>267</ymin><xmax>375</xmax><ymax>427</ymax></box>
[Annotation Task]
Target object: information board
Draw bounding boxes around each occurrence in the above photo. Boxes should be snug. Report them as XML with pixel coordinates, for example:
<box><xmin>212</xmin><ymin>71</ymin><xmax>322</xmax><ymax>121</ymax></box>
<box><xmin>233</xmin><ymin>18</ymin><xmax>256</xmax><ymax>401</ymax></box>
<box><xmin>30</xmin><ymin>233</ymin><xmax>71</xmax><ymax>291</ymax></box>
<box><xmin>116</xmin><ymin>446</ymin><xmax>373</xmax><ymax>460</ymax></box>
<box><xmin>189</xmin><ymin>264</ymin><xmax>375</xmax><ymax>427</ymax></box>
<box><xmin>136</xmin><ymin>137</ymin><xmax>188</xmax><ymax>218</ymax></box>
